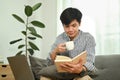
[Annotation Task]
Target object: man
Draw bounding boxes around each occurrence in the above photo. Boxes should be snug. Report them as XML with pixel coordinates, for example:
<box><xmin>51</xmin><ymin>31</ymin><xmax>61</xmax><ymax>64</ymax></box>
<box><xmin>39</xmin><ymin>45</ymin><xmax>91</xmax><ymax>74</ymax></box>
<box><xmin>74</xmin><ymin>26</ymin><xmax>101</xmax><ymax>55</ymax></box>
<box><xmin>49</xmin><ymin>7</ymin><xmax>96</xmax><ymax>79</ymax></box>
<box><xmin>30</xmin><ymin>7</ymin><xmax>96</xmax><ymax>80</ymax></box>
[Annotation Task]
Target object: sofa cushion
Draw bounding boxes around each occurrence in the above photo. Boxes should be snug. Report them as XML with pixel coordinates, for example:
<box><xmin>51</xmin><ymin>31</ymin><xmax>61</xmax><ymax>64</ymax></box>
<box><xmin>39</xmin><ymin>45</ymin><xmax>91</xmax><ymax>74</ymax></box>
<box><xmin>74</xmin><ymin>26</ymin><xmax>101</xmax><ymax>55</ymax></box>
<box><xmin>29</xmin><ymin>56</ymin><xmax>60</xmax><ymax>80</ymax></box>
<box><xmin>29</xmin><ymin>56</ymin><xmax>49</xmax><ymax>79</ymax></box>
<box><xmin>94</xmin><ymin>55</ymin><xmax>120</xmax><ymax>80</ymax></box>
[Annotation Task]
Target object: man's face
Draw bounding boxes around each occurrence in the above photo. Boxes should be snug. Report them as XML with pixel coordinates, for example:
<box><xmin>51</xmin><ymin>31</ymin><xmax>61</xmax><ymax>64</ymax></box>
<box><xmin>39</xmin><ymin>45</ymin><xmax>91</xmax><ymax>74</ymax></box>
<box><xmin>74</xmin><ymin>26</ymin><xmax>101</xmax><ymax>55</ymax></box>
<box><xmin>63</xmin><ymin>19</ymin><xmax>80</xmax><ymax>40</ymax></box>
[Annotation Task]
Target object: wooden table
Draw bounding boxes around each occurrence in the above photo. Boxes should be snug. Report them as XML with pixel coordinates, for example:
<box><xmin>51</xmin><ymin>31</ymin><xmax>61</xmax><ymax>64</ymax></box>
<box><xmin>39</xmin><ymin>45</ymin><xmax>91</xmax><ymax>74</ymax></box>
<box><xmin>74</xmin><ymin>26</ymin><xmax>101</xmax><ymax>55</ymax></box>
<box><xmin>0</xmin><ymin>64</ymin><xmax>15</xmax><ymax>80</ymax></box>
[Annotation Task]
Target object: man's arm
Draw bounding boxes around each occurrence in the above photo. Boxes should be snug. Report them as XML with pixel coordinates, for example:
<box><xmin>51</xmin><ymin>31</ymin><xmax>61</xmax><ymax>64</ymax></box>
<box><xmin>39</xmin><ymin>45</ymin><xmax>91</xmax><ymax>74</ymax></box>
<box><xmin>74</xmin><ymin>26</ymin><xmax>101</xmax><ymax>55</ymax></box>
<box><xmin>50</xmin><ymin>48</ymin><xmax>58</xmax><ymax>61</ymax></box>
<box><xmin>84</xmin><ymin>34</ymin><xmax>96</xmax><ymax>71</ymax></box>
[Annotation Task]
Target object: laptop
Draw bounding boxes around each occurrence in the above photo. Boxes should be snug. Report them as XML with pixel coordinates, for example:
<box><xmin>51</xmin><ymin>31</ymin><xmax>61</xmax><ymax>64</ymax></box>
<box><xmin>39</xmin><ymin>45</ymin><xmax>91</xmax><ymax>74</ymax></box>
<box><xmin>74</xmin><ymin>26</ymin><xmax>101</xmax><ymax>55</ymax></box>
<box><xmin>7</xmin><ymin>55</ymin><xmax>35</xmax><ymax>80</ymax></box>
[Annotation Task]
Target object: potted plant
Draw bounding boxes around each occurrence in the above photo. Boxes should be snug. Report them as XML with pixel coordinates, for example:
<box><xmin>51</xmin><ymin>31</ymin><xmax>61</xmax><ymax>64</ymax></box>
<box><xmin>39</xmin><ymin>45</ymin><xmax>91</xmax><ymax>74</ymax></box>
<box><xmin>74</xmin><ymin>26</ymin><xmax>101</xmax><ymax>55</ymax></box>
<box><xmin>9</xmin><ymin>2</ymin><xmax>45</xmax><ymax>56</ymax></box>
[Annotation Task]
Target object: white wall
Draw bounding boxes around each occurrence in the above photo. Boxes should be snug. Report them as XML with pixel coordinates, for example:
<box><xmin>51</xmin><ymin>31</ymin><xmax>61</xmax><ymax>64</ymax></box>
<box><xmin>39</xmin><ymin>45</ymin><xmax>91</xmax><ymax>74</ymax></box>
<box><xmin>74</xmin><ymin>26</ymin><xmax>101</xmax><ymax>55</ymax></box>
<box><xmin>0</xmin><ymin>0</ymin><xmax>57</xmax><ymax>63</ymax></box>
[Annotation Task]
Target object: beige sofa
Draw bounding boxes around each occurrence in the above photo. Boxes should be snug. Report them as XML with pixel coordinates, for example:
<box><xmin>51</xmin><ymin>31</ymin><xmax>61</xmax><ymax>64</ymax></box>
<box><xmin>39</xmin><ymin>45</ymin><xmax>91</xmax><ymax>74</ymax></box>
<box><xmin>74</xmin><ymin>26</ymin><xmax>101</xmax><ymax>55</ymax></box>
<box><xmin>40</xmin><ymin>75</ymin><xmax>92</xmax><ymax>80</ymax></box>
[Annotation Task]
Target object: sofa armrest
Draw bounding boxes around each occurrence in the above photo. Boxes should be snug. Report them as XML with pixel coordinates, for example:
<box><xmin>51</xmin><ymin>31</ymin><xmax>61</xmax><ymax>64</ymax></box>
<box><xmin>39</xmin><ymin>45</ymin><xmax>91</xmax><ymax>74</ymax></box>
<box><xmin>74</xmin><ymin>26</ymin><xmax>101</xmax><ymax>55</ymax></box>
<box><xmin>40</xmin><ymin>76</ymin><xmax>51</xmax><ymax>80</ymax></box>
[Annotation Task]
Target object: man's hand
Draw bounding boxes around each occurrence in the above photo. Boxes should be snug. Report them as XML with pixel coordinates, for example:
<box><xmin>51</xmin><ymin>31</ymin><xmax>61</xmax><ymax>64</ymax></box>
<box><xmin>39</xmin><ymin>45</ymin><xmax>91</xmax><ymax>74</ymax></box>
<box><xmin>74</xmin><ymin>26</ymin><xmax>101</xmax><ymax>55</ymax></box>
<box><xmin>55</xmin><ymin>43</ymin><xmax>66</xmax><ymax>53</ymax></box>
<box><xmin>50</xmin><ymin>43</ymin><xmax>66</xmax><ymax>61</ymax></box>
<box><xmin>60</xmin><ymin>60</ymin><xmax>85</xmax><ymax>74</ymax></box>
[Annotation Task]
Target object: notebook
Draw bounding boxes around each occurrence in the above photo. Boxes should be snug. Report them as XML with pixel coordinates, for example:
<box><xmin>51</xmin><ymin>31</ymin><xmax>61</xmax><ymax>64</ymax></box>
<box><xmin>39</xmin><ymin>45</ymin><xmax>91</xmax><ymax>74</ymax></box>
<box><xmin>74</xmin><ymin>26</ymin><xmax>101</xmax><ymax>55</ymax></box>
<box><xmin>7</xmin><ymin>55</ymin><xmax>35</xmax><ymax>80</ymax></box>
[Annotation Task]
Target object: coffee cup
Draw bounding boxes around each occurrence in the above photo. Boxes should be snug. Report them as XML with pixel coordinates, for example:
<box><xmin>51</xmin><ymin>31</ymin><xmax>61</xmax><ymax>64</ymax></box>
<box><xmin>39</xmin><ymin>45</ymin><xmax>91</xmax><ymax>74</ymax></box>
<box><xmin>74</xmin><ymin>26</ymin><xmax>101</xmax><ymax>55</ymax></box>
<box><xmin>65</xmin><ymin>41</ymin><xmax>74</xmax><ymax>50</ymax></box>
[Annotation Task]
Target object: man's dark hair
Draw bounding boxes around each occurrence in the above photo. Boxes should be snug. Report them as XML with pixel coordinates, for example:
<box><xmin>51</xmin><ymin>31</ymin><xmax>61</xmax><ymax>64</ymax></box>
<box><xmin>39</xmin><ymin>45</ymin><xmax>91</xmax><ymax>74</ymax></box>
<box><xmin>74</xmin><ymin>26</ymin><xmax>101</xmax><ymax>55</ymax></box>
<box><xmin>60</xmin><ymin>7</ymin><xmax>82</xmax><ymax>25</ymax></box>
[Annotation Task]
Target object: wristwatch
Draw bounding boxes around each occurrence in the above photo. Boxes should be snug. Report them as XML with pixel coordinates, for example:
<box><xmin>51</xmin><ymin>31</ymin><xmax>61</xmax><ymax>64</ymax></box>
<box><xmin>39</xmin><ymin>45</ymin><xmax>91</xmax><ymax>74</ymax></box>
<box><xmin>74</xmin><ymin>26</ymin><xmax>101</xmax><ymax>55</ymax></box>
<box><xmin>79</xmin><ymin>66</ymin><xmax>87</xmax><ymax>76</ymax></box>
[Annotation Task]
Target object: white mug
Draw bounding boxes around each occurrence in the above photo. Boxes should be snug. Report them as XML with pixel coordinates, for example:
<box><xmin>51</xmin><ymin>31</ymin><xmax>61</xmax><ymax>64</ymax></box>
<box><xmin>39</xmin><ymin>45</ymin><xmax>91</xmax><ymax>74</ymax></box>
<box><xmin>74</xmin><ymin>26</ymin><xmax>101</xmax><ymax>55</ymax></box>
<box><xmin>65</xmin><ymin>41</ymin><xmax>74</xmax><ymax>50</ymax></box>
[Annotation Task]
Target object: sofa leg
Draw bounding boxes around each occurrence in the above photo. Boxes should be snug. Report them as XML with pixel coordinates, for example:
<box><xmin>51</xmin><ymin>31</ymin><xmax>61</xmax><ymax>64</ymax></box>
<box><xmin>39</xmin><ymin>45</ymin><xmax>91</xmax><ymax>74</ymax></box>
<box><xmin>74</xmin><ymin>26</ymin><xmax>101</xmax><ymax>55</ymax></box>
<box><xmin>74</xmin><ymin>75</ymin><xmax>92</xmax><ymax>80</ymax></box>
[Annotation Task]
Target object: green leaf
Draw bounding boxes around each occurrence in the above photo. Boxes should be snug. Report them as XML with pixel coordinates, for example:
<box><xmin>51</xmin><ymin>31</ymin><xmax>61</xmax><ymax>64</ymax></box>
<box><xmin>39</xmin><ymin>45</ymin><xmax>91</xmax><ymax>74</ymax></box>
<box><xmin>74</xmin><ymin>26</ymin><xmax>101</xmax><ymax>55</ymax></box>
<box><xmin>27</xmin><ymin>48</ymin><xmax>34</xmax><ymax>55</ymax></box>
<box><xmin>31</xmin><ymin>33</ymin><xmax>42</xmax><ymax>38</ymax></box>
<box><xmin>29</xmin><ymin>41</ymin><xmax>39</xmax><ymax>50</ymax></box>
<box><xmin>31</xmin><ymin>21</ymin><xmax>45</xmax><ymax>28</ymax></box>
<box><xmin>12</xmin><ymin>14</ymin><xmax>25</xmax><ymax>23</ymax></box>
<box><xmin>18</xmin><ymin>44</ymin><xmax>25</xmax><ymax>49</ymax></box>
<box><xmin>10</xmin><ymin>38</ymin><xmax>22</xmax><ymax>44</ymax></box>
<box><xmin>16</xmin><ymin>51</ymin><xmax>23</xmax><ymax>56</ymax></box>
<box><xmin>27</xmin><ymin>27</ymin><xmax>37</xmax><ymax>33</ymax></box>
<box><xmin>32</xmin><ymin>3</ymin><xmax>42</xmax><ymax>11</ymax></box>
<box><xmin>28</xmin><ymin>37</ymin><xmax>36</xmax><ymax>40</ymax></box>
<box><xmin>25</xmin><ymin>5</ymin><xmax>33</xmax><ymax>17</ymax></box>
<box><xmin>21</xmin><ymin>31</ymin><xmax>26</xmax><ymax>35</ymax></box>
